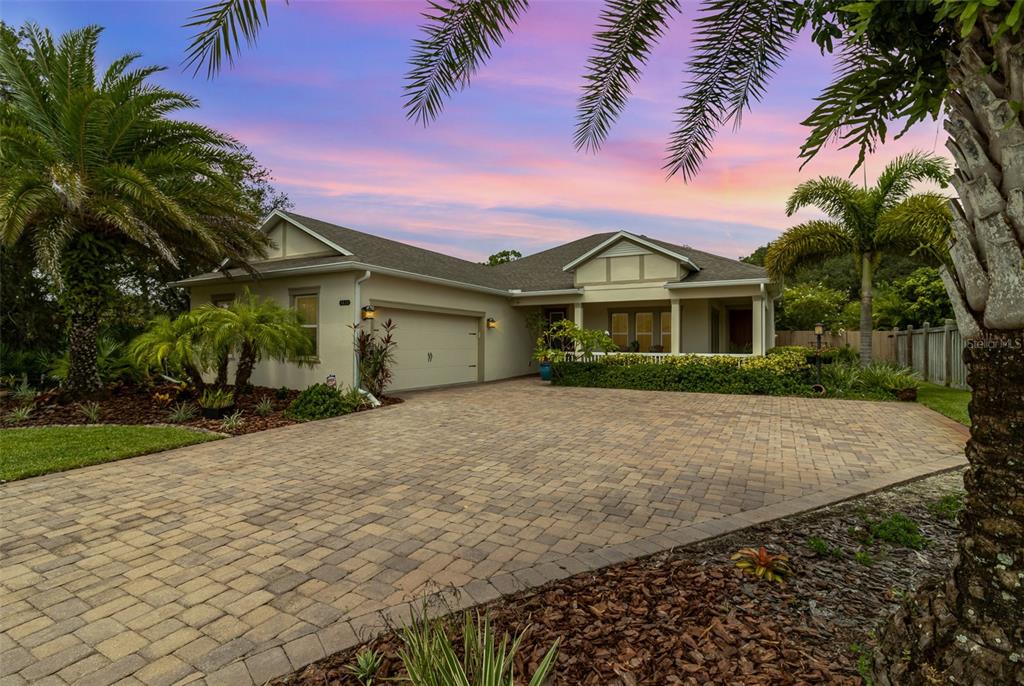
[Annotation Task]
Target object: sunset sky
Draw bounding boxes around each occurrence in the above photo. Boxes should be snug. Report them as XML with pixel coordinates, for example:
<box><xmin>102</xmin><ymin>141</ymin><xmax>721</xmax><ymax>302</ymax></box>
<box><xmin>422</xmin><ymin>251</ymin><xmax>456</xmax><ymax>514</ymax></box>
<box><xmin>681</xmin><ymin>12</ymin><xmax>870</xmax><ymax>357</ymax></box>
<box><xmin>5</xmin><ymin>1</ymin><xmax>951</xmax><ymax>262</ymax></box>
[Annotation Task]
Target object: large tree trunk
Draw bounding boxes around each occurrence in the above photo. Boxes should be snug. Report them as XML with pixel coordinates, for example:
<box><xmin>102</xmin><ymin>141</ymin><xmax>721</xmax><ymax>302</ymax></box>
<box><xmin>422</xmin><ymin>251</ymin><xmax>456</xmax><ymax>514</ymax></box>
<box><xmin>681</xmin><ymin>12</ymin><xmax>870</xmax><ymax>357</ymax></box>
<box><xmin>858</xmin><ymin>252</ymin><xmax>873</xmax><ymax>366</ymax></box>
<box><xmin>872</xmin><ymin>17</ymin><xmax>1024</xmax><ymax>686</ymax></box>
<box><xmin>65</xmin><ymin>308</ymin><xmax>103</xmax><ymax>394</ymax></box>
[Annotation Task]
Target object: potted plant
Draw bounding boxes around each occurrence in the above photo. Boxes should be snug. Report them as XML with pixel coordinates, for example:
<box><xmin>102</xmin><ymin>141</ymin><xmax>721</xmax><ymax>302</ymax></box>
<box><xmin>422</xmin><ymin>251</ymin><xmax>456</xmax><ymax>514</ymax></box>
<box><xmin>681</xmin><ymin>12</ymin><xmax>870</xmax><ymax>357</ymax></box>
<box><xmin>532</xmin><ymin>340</ymin><xmax>565</xmax><ymax>381</ymax></box>
<box><xmin>198</xmin><ymin>387</ymin><xmax>235</xmax><ymax>419</ymax></box>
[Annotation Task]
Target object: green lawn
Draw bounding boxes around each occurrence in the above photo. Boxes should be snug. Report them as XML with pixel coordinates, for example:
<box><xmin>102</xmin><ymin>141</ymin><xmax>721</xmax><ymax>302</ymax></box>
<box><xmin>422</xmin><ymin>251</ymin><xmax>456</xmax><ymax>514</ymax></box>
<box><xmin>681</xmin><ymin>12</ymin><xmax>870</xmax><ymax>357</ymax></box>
<box><xmin>917</xmin><ymin>383</ymin><xmax>971</xmax><ymax>426</ymax></box>
<box><xmin>0</xmin><ymin>425</ymin><xmax>221</xmax><ymax>482</ymax></box>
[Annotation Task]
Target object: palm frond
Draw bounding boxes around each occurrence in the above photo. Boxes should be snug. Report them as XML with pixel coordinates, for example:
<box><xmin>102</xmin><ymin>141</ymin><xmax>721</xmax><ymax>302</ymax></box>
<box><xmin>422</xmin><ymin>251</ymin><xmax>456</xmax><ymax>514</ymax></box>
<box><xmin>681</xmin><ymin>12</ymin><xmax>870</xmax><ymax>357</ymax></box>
<box><xmin>664</xmin><ymin>0</ymin><xmax>798</xmax><ymax>180</ymax></box>
<box><xmin>763</xmin><ymin>219</ymin><xmax>853</xmax><ymax>280</ymax></box>
<box><xmin>785</xmin><ymin>176</ymin><xmax>865</xmax><ymax>218</ymax></box>
<box><xmin>875</xmin><ymin>192</ymin><xmax>952</xmax><ymax>262</ymax></box>
<box><xmin>404</xmin><ymin>0</ymin><xmax>529</xmax><ymax>126</ymax></box>
<box><xmin>574</xmin><ymin>0</ymin><xmax>679</xmax><ymax>152</ymax></box>
<box><xmin>873</xmin><ymin>151</ymin><xmax>951</xmax><ymax>209</ymax></box>
<box><xmin>798</xmin><ymin>40</ymin><xmax>945</xmax><ymax>173</ymax></box>
<box><xmin>183</xmin><ymin>0</ymin><xmax>280</xmax><ymax>78</ymax></box>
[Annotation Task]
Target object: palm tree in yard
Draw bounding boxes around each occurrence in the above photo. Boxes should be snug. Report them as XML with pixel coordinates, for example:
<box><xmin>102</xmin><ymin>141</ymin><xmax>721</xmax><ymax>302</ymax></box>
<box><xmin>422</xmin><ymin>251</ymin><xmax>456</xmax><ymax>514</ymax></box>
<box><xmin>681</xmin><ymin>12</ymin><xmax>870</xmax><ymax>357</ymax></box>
<box><xmin>0</xmin><ymin>23</ymin><xmax>268</xmax><ymax>395</ymax></box>
<box><xmin>765</xmin><ymin>153</ymin><xmax>952</xmax><ymax>365</ymax></box>
<box><xmin>184</xmin><ymin>1</ymin><xmax>1022</xmax><ymax>683</ymax></box>
<box><xmin>205</xmin><ymin>291</ymin><xmax>313</xmax><ymax>391</ymax></box>
<box><xmin>129</xmin><ymin>311</ymin><xmax>214</xmax><ymax>391</ymax></box>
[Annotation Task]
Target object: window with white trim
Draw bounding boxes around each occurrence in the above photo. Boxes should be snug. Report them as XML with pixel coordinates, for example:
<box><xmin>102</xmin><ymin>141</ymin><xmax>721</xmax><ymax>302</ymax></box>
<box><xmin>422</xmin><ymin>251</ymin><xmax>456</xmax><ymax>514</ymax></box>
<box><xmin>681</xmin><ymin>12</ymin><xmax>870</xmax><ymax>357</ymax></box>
<box><xmin>292</xmin><ymin>292</ymin><xmax>319</xmax><ymax>357</ymax></box>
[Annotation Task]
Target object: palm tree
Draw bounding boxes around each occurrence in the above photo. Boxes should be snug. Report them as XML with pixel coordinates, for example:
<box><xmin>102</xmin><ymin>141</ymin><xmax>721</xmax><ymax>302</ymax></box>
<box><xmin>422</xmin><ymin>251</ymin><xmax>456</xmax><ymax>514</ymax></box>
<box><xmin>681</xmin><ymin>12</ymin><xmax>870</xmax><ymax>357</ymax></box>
<box><xmin>205</xmin><ymin>291</ymin><xmax>313</xmax><ymax>390</ymax></box>
<box><xmin>128</xmin><ymin>311</ymin><xmax>214</xmax><ymax>390</ymax></box>
<box><xmin>0</xmin><ymin>23</ymin><xmax>268</xmax><ymax>395</ymax></box>
<box><xmin>765</xmin><ymin>153</ymin><xmax>951</xmax><ymax>365</ymax></box>
<box><xmin>179</xmin><ymin>2</ymin><xmax>1024</xmax><ymax>682</ymax></box>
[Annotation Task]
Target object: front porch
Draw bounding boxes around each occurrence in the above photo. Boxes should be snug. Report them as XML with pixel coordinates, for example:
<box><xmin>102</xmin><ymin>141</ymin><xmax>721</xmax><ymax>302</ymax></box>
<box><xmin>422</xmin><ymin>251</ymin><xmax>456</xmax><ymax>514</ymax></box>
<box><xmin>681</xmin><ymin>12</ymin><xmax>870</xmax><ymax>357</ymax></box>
<box><xmin>524</xmin><ymin>294</ymin><xmax>775</xmax><ymax>355</ymax></box>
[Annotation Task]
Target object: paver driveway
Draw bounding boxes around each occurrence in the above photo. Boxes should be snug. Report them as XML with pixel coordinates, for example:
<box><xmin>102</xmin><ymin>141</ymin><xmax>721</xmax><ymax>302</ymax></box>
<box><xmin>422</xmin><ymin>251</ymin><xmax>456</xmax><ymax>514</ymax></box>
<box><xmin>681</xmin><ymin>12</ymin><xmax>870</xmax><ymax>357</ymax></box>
<box><xmin>0</xmin><ymin>380</ymin><xmax>967</xmax><ymax>685</ymax></box>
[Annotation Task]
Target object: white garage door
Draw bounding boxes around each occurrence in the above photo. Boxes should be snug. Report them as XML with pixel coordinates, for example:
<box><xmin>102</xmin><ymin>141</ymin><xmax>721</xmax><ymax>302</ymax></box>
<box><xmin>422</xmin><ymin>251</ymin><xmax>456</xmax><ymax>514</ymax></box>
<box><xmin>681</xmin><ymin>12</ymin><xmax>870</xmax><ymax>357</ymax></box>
<box><xmin>376</xmin><ymin>308</ymin><xmax>480</xmax><ymax>391</ymax></box>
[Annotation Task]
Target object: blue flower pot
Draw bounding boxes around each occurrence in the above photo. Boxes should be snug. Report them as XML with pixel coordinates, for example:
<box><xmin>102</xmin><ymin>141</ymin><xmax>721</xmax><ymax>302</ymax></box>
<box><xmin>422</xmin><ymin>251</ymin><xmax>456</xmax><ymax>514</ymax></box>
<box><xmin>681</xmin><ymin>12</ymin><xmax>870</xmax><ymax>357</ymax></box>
<box><xmin>539</xmin><ymin>361</ymin><xmax>553</xmax><ymax>381</ymax></box>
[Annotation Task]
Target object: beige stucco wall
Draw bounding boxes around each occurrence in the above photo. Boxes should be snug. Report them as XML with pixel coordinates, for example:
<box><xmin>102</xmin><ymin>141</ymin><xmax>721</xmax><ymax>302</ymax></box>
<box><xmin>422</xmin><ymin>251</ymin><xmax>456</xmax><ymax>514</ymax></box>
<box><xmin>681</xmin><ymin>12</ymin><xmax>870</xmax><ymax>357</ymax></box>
<box><xmin>265</xmin><ymin>220</ymin><xmax>336</xmax><ymax>259</ymax></box>
<box><xmin>188</xmin><ymin>271</ymin><xmax>357</xmax><ymax>390</ymax></box>
<box><xmin>187</xmin><ymin>270</ymin><xmax>534</xmax><ymax>391</ymax></box>
<box><xmin>362</xmin><ymin>274</ymin><xmax>534</xmax><ymax>384</ymax></box>
<box><xmin>643</xmin><ymin>253</ymin><xmax>680</xmax><ymax>280</ymax></box>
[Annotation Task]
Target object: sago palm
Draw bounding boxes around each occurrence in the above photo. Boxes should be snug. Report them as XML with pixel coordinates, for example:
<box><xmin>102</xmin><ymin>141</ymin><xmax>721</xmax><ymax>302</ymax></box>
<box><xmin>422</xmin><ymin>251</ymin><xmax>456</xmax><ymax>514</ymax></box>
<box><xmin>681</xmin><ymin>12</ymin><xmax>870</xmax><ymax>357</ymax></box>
<box><xmin>0</xmin><ymin>23</ymin><xmax>268</xmax><ymax>395</ymax></box>
<box><xmin>765</xmin><ymin>152</ymin><xmax>952</xmax><ymax>365</ymax></box>
<box><xmin>180</xmin><ymin>2</ymin><xmax>1024</xmax><ymax>682</ymax></box>
<box><xmin>204</xmin><ymin>291</ymin><xmax>313</xmax><ymax>390</ymax></box>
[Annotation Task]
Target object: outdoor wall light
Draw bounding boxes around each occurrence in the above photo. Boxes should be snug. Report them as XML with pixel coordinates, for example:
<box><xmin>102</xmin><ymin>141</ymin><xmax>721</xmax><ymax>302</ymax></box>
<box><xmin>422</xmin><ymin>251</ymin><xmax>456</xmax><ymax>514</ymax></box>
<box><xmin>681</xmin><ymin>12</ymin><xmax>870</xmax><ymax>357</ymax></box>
<box><xmin>361</xmin><ymin>305</ymin><xmax>377</xmax><ymax>320</ymax></box>
<box><xmin>486</xmin><ymin>317</ymin><xmax>497</xmax><ymax>329</ymax></box>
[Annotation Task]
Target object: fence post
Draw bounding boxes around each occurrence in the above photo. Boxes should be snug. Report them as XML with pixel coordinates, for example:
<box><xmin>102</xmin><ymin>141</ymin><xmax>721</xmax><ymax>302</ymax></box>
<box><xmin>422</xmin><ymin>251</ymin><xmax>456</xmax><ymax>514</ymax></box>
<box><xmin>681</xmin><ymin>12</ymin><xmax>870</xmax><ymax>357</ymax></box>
<box><xmin>892</xmin><ymin>327</ymin><xmax>899</xmax><ymax>364</ymax></box>
<box><xmin>943</xmin><ymin>319</ymin><xmax>954</xmax><ymax>387</ymax></box>
<box><xmin>921</xmin><ymin>322</ymin><xmax>930</xmax><ymax>382</ymax></box>
<box><xmin>906</xmin><ymin>324</ymin><xmax>914</xmax><ymax>371</ymax></box>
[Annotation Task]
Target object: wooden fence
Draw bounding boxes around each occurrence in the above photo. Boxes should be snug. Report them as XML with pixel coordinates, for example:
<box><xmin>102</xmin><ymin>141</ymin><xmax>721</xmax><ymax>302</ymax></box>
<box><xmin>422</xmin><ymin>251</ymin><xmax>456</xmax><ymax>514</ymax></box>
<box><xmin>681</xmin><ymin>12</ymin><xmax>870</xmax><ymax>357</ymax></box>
<box><xmin>893</xmin><ymin>320</ymin><xmax>969</xmax><ymax>389</ymax></box>
<box><xmin>774</xmin><ymin>330</ymin><xmax>897</xmax><ymax>362</ymax></box>
<box><xmin>776</xmin><ymin>325</ymin><xmax>969</xmax><ymax>388</ymax></box>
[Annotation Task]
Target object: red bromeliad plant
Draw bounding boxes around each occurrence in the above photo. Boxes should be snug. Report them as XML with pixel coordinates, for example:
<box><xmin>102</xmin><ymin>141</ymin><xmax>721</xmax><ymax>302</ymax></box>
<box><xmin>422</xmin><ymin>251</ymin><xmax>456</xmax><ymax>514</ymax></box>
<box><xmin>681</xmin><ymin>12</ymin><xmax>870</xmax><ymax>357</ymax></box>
<box><xmin>732</xmin><ymin>546</ymin><xmax>793</xmax><ymax>585</ymax></box>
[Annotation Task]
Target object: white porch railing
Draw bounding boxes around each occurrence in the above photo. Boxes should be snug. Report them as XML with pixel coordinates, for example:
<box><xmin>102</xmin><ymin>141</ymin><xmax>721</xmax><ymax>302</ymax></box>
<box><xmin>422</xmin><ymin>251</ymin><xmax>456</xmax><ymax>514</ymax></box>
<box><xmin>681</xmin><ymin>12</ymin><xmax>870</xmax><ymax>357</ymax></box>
<box><xmin>581</xmin><ymin>351</ymin><xmax>754</xmax><ymax>364</ymax></box>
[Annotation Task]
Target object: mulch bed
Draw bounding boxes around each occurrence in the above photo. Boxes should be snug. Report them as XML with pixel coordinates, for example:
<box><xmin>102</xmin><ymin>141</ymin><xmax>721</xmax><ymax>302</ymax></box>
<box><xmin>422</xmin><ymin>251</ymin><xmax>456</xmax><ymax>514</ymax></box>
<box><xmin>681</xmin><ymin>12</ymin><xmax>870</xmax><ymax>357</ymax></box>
<box><xmin>1</xmin><ymin>384</ymin><xmax>402</xmax><ymax>436</ymax></box>
<box><xmin>274</xmin><ymin>470</ymin><xmax>964</xmax><ymax>686</ymax></box>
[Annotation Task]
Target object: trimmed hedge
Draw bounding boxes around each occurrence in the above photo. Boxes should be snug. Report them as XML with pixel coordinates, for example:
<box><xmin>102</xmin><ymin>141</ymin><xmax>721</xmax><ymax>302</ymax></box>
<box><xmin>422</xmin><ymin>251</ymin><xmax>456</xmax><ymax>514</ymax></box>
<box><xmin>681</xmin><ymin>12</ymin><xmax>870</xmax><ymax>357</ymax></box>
<box><xmin>767</xmin><ymin>345</ymin><xmax>859</xmax><ymax>365</ymax></box>
<box><xmin>551</xmin><ymin>350</ymin><xmax>813</xmax><ymax>396</ymax></box>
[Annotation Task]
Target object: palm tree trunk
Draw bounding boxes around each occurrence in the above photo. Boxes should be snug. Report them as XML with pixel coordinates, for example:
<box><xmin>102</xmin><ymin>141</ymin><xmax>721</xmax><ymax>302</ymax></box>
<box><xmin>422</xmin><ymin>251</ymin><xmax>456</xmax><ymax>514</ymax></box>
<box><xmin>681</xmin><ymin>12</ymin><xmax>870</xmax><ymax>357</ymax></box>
<box><xmin>215</xmin><ymin>352</ymin><xmax>229</xmax><ymax>387</ymax></box>
<box><xmin>233</xmin><ymin>340</ymin><xmax>256</xmax><ymax>391</ymax></box>
<box><xmin>65</xmin><ymin>308</ymin><xmax>103</xmax><ymax>395</ymax></box>
<box><xmin>858</xmin><ymin>252</ymin><xmax>873</xmax><ymax>366</ymax></box>
<box><xmin>872</xmin><ymin>19</ymin><xmax>1024</xmax><ymax>685</ymax></box>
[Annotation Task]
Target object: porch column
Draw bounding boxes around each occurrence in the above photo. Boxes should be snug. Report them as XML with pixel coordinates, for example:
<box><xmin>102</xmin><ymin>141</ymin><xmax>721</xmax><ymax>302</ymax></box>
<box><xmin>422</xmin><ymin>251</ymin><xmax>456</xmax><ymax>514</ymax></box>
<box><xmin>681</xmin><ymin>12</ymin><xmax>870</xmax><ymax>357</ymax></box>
<box><xmin>573</xmin><ymin>302</ymin><xmax>584</xmax><ymax>355</ymax></box>
<box><xmin>752</xmin><ymin>295</ymin><xmax>765</xmax><ymax>355</ymax></box>
<box><xmin>766</xmin><ymin>295</ymin><xmax>776</xmax><ymax>352</ymax></box>
<box><xmin>670</xmin><ymin>299</ymin><xmax>681</xmax><ymax>354</ymax></box>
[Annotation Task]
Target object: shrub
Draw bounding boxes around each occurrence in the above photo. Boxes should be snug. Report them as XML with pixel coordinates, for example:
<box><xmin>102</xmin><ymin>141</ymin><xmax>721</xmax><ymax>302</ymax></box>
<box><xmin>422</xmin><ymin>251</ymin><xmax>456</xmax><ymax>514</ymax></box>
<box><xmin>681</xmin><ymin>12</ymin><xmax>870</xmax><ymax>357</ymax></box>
<box><xmin>4</xmin><ymin>405</ymin><xmax>32</xmax><ymax>423</ymax></box>
<box><xmin>398</xmin><ymin>610</ymin><xmax>559</xmax><ymax>686</ymax></box>
<box><xmin>50</xmin><ymin>336</ymin><xmax>144</xmax><ymax>386</ymax></box>
<box><xmin>347</xmin><ymin>648</ymin><xmax>383</xmax><ymax>686</ymax></box>
<box><xmin>552</xmin><ymin>349</ymin><xmax>812</xmax><ymax>396</ymax></box>
<box><xmin>823</xmin><ymin>361</ymin><xmax>918</xmax><ymax>399</ymax></box>
<box><xmin>78</xmin><ymin>401</ymin><xmax>102</xmax><ymax>423</ymax></box>
<box><xmin>866</xmin><ymin>513</ymin><xmax>927</xmax><ymax>550</ymax></box>
<box><xmin>220</xmin><ymin>410</ymin><xmax>245</xmax><ymax>431</ymax></box>
<box><xmin>254</xmin><ymin>397</ymin><xmax>274</xmax><ymax>416</ymax></box>
<box><xmin>167</xmin><ymin>401</ymin><xmax>197</xmax><ymax>423</ymax></box>
<box><xmin>198</xmin><ymin>388</ymin><xmax>234</xmax><ymax>409</ymax></box>
<box><xmin>286</xmin><ymin>384</ymin><xmax>365</xmax><ymax>421</ymax></box>
<box><xmin>928</xmin><ymin>493</ymin><xmax>963</xmax><ymax>521</ymax></box>
<box><xmin>768</xmin><ymin>344</ymin><xmax>858</xmax><ymax>365</ymax></box>
<box><xmin>355</xmin><ymin>319</ymin><xmax>397</xmax><ymax>398</ymax></box>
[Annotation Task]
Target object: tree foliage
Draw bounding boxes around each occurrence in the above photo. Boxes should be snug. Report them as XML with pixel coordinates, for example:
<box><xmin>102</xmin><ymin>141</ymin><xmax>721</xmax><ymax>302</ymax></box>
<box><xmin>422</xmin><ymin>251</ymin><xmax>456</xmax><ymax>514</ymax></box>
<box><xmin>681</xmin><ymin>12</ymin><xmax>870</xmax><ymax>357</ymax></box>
<box><xmin>775</xmin><ymin>282</ymin><xmax>850</xmax><ymax>331</ymax></box>
<box><xmin>482</xmin><ymin>248</ymin><xmax>521</xmax><ymax>265</ymax></box>
<box><xmin>873</xmin><ymin>267</ymin><xmax>953</xmax><ymax>329</ymax></box>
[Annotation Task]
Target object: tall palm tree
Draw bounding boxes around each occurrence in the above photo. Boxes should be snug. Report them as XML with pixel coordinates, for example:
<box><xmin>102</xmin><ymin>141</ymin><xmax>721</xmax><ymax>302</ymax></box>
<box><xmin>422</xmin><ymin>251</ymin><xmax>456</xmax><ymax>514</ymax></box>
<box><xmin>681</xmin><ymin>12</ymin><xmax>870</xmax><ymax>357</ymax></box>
<box><xmin>205</xmin><ymin>291</ymin><xmax>313</xmax><ymax>390</ymax></box>
<box><xmin>765</xmin><ymin>153</ymin><xmax>951</xmax><ymax>365</ymax></box>
<box><xmin>0</xmin><ymin>23</ymin><xmax>268</xmax><ymax>395</ymax></box>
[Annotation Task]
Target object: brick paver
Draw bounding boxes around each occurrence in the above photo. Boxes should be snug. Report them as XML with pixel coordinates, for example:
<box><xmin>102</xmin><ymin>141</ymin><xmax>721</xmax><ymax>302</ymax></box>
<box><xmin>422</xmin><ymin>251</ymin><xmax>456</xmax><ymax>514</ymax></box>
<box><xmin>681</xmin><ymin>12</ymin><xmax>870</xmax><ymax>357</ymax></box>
<box><xmin>0</xmin><ymin>380</ymin><xmax>967</xmax><ymax>684</ymax></box>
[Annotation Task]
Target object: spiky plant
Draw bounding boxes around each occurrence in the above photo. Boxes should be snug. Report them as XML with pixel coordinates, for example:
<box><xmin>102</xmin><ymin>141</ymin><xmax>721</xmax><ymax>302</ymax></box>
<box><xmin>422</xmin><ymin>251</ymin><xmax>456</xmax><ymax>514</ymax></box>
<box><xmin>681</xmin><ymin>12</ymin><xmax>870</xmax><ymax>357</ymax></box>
<box><xmin>731</xmin><ymin>546</ymin><xmax>793</xmax><ymax>584</ymax></box>
<box><xmin>0</xmin><ymin>23</ymin><xmax>267</xmax><ymax>395</ymax></box>
<box><xmin>765</xmin><ymin>153</ymin><xmax>952</xmax><ymax>366</ymax></box>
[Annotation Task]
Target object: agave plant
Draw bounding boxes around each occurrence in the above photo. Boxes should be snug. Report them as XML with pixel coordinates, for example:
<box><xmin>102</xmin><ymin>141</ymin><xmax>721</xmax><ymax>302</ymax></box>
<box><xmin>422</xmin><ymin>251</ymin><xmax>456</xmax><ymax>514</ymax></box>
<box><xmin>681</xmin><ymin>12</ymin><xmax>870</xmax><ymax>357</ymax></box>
<box><xmin>732</xmin><ymin>546</ymin><xmax>792</xmax><ymax>585</ymax></box>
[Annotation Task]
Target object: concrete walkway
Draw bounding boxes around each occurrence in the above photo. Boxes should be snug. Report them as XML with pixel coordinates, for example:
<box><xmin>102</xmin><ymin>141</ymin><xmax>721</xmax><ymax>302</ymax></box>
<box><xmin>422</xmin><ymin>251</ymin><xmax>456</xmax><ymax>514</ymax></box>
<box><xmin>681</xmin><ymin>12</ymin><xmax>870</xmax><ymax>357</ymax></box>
<box><xmin>0</xmin><ymin>380</ymin><xmax>967</xmax><ymax>685</ymax></box>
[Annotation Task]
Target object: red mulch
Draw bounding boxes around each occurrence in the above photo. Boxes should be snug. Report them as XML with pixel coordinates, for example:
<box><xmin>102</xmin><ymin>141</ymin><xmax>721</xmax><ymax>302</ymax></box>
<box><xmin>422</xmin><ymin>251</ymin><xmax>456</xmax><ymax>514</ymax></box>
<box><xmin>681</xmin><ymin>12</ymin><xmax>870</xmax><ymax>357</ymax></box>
<box><xmin>1</xmin><ymin>384</ymin><xmax>402</xmax><ymax>436</ymax></box>
<box><xmin>272</xmin><ymin>471</ymin><xmax>964</xmax><ymax>686</ymax></box>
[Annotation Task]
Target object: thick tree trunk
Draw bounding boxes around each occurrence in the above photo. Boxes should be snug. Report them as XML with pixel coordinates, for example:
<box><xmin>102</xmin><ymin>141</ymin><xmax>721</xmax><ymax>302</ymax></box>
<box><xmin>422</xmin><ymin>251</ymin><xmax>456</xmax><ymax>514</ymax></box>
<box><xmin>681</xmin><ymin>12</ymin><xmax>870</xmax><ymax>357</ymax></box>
<box><xmin>233</xmin><ymin>340</ymin><xmax>256</xmax><ymax>391</ymax></box>
<box><xmin>873</xmin><ymin>16</ymin><xmax>1024</xmax><ymax>685</ymax></box>
<box><xmin>215</xmin><ymin>352</ymin><xmax>229</xmax><ymax>387</ymax></box>
<box><xmin>65</xmin><ymin>308</ymin><xmax>103</xmax><ymax>395</ymax></box>
<box><xmin>858</xmin><ymin>252</ymin><xmax>873</xmax><ymax>366</ymax></box>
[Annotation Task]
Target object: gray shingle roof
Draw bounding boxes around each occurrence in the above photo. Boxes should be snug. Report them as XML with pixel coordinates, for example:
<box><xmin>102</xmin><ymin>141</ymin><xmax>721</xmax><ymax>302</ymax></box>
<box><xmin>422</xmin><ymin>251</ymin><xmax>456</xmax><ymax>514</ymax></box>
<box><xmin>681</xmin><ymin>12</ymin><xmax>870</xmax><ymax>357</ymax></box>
<box><xmin>178</xmin><ymin>212</ymin><xmax>766</xmax><ymax>291</ymax></box>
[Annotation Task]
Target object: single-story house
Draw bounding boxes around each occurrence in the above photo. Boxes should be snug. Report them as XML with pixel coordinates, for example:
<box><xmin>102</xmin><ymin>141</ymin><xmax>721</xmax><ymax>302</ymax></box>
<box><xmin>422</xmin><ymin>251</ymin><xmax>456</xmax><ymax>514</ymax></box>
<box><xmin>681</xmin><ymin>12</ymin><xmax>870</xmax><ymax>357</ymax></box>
<box><xmin>175</xmin><ymin>211</ymin><xmax>778</xmax><ymax>392</ymax></box>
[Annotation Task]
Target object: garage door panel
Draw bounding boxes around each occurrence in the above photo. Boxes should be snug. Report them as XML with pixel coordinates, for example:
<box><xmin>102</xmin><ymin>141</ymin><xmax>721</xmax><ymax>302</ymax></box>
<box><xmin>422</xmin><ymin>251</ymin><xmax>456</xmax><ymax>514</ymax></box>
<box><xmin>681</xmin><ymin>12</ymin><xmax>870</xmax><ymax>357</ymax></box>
<box><xmin>376</xmin><ymin>308</ymin><xmax>479</xmax><ymax>391</ymax></box>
